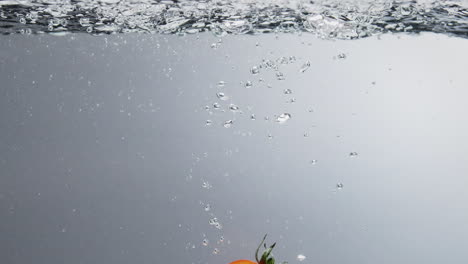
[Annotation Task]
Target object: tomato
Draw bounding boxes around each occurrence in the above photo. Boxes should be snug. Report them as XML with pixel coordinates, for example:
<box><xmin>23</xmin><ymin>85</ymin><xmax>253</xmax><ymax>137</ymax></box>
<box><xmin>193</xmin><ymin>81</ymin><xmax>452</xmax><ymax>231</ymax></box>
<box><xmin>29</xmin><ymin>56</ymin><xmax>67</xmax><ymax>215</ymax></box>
<box><xmin>228</xmin><ymin>235</ymin><xmax>285</xmax><ymax>264</ymax></box>
<box><xmin>229</xmin><ymin>260</ymin><xmax>256</xmax><ymax>264</ymax></box>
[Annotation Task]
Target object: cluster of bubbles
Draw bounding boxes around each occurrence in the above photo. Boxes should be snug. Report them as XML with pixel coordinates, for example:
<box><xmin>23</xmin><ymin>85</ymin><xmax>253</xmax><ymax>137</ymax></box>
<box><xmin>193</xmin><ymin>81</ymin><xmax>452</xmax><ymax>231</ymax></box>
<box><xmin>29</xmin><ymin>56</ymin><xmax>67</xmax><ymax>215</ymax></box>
<box><xmin>1</xmin><ymin>0</ymin><xmax>468</xmax><ymax>38</ymax></box>
<box><xmin>205</xmin><ymin>55</ymin><xmax>309</xmax><ymax>130</ymax></box>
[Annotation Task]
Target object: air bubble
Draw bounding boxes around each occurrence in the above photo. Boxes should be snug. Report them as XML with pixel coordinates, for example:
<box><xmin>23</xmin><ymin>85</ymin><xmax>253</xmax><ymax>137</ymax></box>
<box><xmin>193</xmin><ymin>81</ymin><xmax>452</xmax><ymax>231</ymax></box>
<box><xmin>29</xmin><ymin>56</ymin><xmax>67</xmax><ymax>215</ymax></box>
<box><xmin>229</xmin><ymin>104</ymin><xmax>240</xmax><ymax>112</ymax></box>
<box><xmin>216</xmin><ymin>92</ymin><xmax>229</xmax><ymax>101</ymax></box>
<box><xmin>276</xmin><ymin>113</ymin><xmax>291</xmax><ymax>123</ymax></box>
<box><xmin>250</xmin><ymin>66</ymin><xmax>260</xmax><ymax>75</ymax></box>
<box><xmin>245</xmin><ymin>81</ymin><xmax>253</xmax><ymax>88</ymax></box>
<box><xmin>336</xmin><ymin>183</ymin><xmax>344</xmax><ymax>189</ymax></box>
<box><xmin>297</xmin><ymin>254</ymin><xmax>306</xmax><ymax>261</ymax></box>
<box><xmin>299</xmin><ymin>61</ymin><xmax>311</xmax><ymax>73</ymax></box>
<box><xmin>223</xmin><ymin>120</ymin><xmax>233</xmax><ymax>128</ymax></box>
<box><xmin>283</xmin><ymin>89</ymin><xmax>292</xmax><ymax>94</ymax></box>
<box><xmin>276</xmin><ymin>72</ymin><xmax>285</xmax><ymax>80</ymax></box>
<box><xmin>349</xmin><ymin>152</ymin><xmax>358</xmax><ymax>157</ymax></box>
<box><xmin>202</xmin><ymin>181</ymin><xmax>212</xmax><ymax>189</ymax></box>
<box><xmin>209</xmin><ymin>218</ymin><xmax>222</xmax><ymax>229</ymax></box>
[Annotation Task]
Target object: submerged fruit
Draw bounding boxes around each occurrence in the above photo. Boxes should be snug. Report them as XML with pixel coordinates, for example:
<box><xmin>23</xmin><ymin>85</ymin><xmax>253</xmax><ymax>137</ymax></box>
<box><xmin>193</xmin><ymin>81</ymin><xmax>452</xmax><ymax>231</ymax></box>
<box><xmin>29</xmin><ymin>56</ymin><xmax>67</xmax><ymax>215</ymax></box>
<box><xmin>229</xmin><ymin>260</ymin><xmax>256</xmax><ymax>264</ymax></box>
<box><xmin>229</xmin><ymin>235</ymin><xmax>286</xmax><ymax>264</ymax></box>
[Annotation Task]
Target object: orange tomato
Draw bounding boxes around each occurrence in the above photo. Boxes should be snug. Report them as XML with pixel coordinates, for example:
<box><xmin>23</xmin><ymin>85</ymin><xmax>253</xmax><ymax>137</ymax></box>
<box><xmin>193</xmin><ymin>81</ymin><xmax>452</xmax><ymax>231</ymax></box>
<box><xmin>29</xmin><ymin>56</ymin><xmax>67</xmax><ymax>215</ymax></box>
<box><xmin>229</xmin><ymin>260</ymin><xmax>256</xmax><ymax>264</ymax></box>
<box><xmin>229</xmin><ymin>235</ymin><xmax>282</xmax><ymax>264</ymax></box>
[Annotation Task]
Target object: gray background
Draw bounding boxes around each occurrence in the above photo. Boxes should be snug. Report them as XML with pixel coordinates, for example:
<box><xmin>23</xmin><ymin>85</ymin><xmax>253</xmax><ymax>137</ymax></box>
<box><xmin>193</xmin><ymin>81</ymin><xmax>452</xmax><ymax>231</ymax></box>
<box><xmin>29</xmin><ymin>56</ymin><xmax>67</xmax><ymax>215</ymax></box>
<box><xmin>1</xmin><ymin>32</ymin><xmax>468</xmax><ymax>264</ymax></box>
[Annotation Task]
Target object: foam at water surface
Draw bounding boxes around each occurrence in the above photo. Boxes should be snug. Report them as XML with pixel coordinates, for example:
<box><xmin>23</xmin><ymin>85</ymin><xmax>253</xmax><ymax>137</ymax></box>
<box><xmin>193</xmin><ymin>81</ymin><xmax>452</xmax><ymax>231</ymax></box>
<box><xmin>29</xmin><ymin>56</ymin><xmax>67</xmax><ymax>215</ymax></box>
<box><xmin>1</xmin><ymin>0</ymin><xmax>468</xmax><ymax>38</ymax></box>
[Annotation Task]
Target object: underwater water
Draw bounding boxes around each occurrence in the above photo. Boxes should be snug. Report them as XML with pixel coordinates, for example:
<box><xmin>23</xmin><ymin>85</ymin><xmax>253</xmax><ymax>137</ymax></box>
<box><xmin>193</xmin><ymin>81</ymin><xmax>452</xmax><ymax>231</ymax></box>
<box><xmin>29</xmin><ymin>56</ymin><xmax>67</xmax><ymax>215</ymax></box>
<box><xmin>2</xmin><ymin>1</ymin><xmax>468</xmax><ymax>264</ymax></box>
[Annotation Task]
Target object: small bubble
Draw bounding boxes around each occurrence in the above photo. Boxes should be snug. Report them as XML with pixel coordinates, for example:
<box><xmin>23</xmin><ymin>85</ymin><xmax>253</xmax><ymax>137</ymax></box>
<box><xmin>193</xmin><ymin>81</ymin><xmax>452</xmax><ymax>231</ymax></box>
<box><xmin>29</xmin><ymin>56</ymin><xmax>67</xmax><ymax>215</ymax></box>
<box><xmin>213</xmin><ymin>102</ymin><xmax>221</xmax><ymax>109</ymax></box>
<box><xmin>337</xmin><ymin>53</ymin><xmax>347</xmax><ymax>59</ymax></box>
<box><xmin>245</xmin><ymin>81</ymin><xmax>253</xmax><ymax>88</ymax></box>
<box><xmin>79</xmin><ymin>17</ymin><xmax>90</xmax><ymax>26</ymax></box>
<box><xmin>349</xmin><ymin>152</ymin><xmax>358</xmax><ymax>157</ymax></box>
<box><xmin>210</xmin><ymin>43</ymin><xmax>218</xmax><ymax>49</ymax></box>
<box><xmin>304</xmin><ymin>132</ymin><xmax>309</xmax><ymax>137</ymax></box>
<box><xmin>206</xmin><ymin>120</ymin><xmax>212</xmax><ymax>126</ymax></box>
<box><xmin>219</xmin><ymin>236</ymin><xmax>224</xmax><ymax>243</ymax></box>
<box><xmin>310</xmin><ymin>159</ymin><xmax>318</xmax><ymax>165</ymax></box>
<box><xmin>216</xmin><ymin>92</ymin><xmax>229</xmax><ymax>101</ymax></box>
<box><xmin>278</xmin><ymin>57</ymin><xmax>289</xmax><ymax>64</ymax></box>
<box><xmin>202</xmin><ymin>181</ymin><xmax>212</xmax><ymax>189</ymax></box>
<box><xmin>209</xmin><ymin>218</ymin><xmax>222</xmax><ymax>229</ymax></box>
<box><xmin>299</xmin><ymin>61</ymin><xmax>311</xmax><ymax>73</ymax></box>
<box><xmin>276</xmin><ymin>71</ymin><xmax>285</xmax><ymax>80</ymax></box>
<box><xmin>202</xmin><ymin>239</ymin><xmax>209</xmax><ymax>246</ymax></box>
<box><xmin>336</xmin><ymin>183</ymin><xmax>344</xmax><ymax>189</ymax></box>
<box><xmin>250</xmin><ymin>66</ymin><xmax>260</xmax><ymax>75</ymax></box>
<box><xmin>283</xmin><ymin>89</ymin><xmax>293</xmax><ymax>94</ymax></box>
<box><xmin>250</xmin><ymin>114</ymin><xmax>256</xmax><ymax>120</ymax></box>
<box><xmin>229</xmin><ymin>104</ymin><xmax>240</xmax><ymax>112</ymax></box>
<box><xmin>223</xmin><ymin>120</ymin><xmax>233</xmax><ymax>128</ymax></box>
<box><xmin>204</xmin><ymin>204</ymin><xmax>211</xmax><ymax>211</ymax></box>
<box><xmin>276</xmin><ymin>113</ymin><xmax>291</xmax><ymax>123</ymax></box>
<box><xmin>218</xmin><ymin>81</ymin><xmax>226</xmax><ymax>87</ymax></box>
<box><xmin>213</xmin><ymin>248</ymin><xmax>220</xmax><ymax>254</ymax></box>
<box><xmin>297</xmin><ymin>254</ymin><xmax>306</xmax><ymax>261</ymax></box>
<box><xmin>268</xmin><ymin>134</ymin><xmax>273</xmax><ymax>139</ymax></box>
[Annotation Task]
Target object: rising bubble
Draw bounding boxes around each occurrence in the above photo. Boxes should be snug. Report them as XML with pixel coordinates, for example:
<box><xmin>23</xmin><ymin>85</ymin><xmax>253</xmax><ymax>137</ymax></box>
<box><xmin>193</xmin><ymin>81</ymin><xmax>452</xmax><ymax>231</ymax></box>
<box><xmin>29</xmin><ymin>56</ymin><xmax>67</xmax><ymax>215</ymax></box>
<box><xmin>276</xmin><ymin>113</ymin><xmax>291</xmax><ymax>123</ymax></box>
<box><xmin>216</xmin><ymin>92</ymin><xmax>229</xmax><ymax>101</ymax></box>
<box><xmin>299</xmin><ymin>61</ymin><xmax>311</xmax><ymax>73</ymax></box>
<box><xmin>250</xmin><ymin>66</ymin><xmax>260</xmax><ymax>75</ymax></box>
<box><xmin>223</xmin><ymin>120</ymin><xmax>233</xmax><ymax>128</ymax></box>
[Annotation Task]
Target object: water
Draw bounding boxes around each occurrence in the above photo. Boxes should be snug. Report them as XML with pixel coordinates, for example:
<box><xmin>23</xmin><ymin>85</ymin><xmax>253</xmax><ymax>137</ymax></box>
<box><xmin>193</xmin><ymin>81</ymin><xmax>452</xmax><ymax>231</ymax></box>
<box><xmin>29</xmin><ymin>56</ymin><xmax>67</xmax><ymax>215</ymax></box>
<box><xmin>2</xmin><ymin>1</ymin><xmax>468</xmax><ymax>264</ymax></box>
<box><xmin>1</xmin><ymin>0</ymin><xmax>468</xmax><ymax>38</ymax></box>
